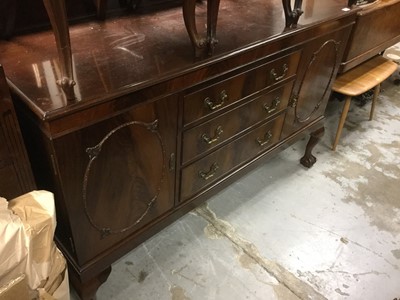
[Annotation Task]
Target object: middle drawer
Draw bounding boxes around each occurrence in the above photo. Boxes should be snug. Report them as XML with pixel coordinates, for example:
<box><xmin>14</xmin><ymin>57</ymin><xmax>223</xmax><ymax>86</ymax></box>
<box><xmin>180</xmin><ymin>114</ymin><xmax>285</xmax><ymax>202</ymax></box>
<box><xmin>181</xmin><ymin>83</ymin><xmax>293</xmax><ymax>165</ymax></box>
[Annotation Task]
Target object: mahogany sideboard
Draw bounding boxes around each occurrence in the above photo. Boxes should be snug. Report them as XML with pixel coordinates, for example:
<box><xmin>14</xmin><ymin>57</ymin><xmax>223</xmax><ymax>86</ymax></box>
<box><xmin>0</xmin><ymin>1</ymin><xmax>359</xmax><ymax>299</ymax></box>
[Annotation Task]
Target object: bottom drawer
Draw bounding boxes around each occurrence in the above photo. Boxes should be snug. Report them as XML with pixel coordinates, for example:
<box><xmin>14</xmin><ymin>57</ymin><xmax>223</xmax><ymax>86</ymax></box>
<box><xmin>180</xmin><ymin>114</ymin><xmax>285</xmax><ymax>201</ymax></box>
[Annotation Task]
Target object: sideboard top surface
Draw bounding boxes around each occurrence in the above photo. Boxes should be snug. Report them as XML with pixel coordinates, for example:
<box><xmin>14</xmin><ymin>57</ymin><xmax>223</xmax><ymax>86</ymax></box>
<box><xmin>0</xmin><ymin>0</ymin><xmax>353</xmax><ymax>120</ymax></box>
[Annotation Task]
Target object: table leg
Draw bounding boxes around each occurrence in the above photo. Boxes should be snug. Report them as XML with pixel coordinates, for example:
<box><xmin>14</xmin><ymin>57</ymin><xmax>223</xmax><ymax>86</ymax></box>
<box><xmin>282</xmin><ymin>0</ymin><xmax>303</xmax><ymax>28</ymax></box>
<box><xmin>0</xmin><ymin>0</ymin><xmax>17</xmax><ymax>39</ymax></box>
<box><xmin>183</xmin><ymin>0</ymin><xmax>220</xmax><ymax>58</ymax></box>
<box><xmin>207</xmin><ymin>0</ymin><xmax>220</xmax><ymax>55</ymax></box>
<box><xmin>332</xmin><ymin>96</ymin><xmax>351</xmax><ymax>151</ymax></box>
<box><xmin>42</xmin><ymin>0</ymin><xmax>76</xmax><ymax>100</ymax></box>
<box><xmin>369</xmin><ymin>84</ymin><xmax>380</xmax><ymax>121</ymax></box>
<box><xmin>183</xmin><ymin>0</ymin><xmax>207</xmax><ymax>58</ymax></box>
<box><xmin>94</xmin><ymin>0</ymin><xmax>108</xmax><ymax>19</ymax></box>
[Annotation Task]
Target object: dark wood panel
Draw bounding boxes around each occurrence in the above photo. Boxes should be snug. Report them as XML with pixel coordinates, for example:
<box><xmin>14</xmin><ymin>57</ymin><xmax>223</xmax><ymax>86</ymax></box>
<box><xmin>0</xmin><ymin>165</ymin><xmax>23</xmax><ymax>198</ymax></box>
<box><xmin>50</xmin><ymin>95</ymin><xmax>177</xmax><ymax>265</ymax></box>
<box><xmin>0</xmin><ymin>65</ymin><xmax>36</xmax><ymax>199</ymax></box>
<box><xmin>0</xmin><ymin>1</ymin><xmax>353</xmax><ymax>123</ymax></box>
<box><xmin>282</xmin><ymin>25</ymin><xmax>353</xmax><ymax>138</ymax></box>
<box><xmin>340</xmin><ymin>0</ymin><xmax>400</xmax><ymax>72</ymax></box>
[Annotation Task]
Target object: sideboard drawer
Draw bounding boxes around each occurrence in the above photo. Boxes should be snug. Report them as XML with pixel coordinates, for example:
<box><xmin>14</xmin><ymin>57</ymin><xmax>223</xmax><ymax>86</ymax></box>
<box><xmin>180</xmin><ymin>114</ymin><xmax>285</xmax><ymax>201</ymax></box>
<box><xmin>182</xmin><ymin>83</ymin><xmax>293</xmax><ymax>164</ymax></box>
<box><xmin>183</xmin><ymin>51</ymin><xmax>300</xmax><ymax>125</ymax></box>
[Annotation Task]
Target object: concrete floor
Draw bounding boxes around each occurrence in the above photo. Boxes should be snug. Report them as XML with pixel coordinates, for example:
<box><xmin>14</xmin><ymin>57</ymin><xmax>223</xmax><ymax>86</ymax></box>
<box><xmin>71</xmin><ymin>66</ymin><xmax>400</xmax><ymax>300</ymax></box>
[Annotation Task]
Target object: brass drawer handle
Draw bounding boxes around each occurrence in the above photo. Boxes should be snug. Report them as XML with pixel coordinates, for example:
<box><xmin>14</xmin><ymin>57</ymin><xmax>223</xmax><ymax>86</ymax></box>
<box><xmin>169</xmin><ymin>153</ymin><xmax>175</xmax><ymax>171</ymax></box>
<box><xmin>263</xmin><ymin>97</ymin><xmax>281</xmax><ymax>114</ymax></box>
<box><xmin>256</xmin><ymin>131</ymin><xmax>273</xmax><ymax>147</ymax></box>
<box><xmin>202</xmin><ymin>126</ymin><xmax>223</xmax><ymax>145</ymax></box>
<box><xmin>199</xmin><ymin>162</ymin><xmax>219</xmax><ymax>180</ymax></box>
<box><xmin>289</xmin><ymin>94</ymin><xmax>298</xmax><ymax>108</ymax></box>
<box><xmin>270</xmin><ymin>64</ymin><xmax>288</xmax><ymax>82</ymax></box>
<box><xmin>204</xmin><ymin>90</ymin><xmax>228</xmax><ymax>111</ymax></box>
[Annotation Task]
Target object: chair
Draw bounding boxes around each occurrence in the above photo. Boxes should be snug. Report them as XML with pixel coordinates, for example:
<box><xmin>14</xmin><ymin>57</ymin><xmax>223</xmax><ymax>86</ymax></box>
<box><xmin>331</xmin><ymin>55</ymin><xmax>398</xmax><ymax>151</ymax></box>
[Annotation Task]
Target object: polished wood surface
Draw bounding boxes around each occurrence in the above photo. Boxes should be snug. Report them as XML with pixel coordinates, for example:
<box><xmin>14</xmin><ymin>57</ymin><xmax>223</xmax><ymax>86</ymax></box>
<box><xmin>0</xmin><ymin>1</ymin><xmax>358</xmax><ymax>299</ymax></box>
<box><xmin>0</xmin><ymin>0</ymin><xmax>352</xmax><ymax>119</ymax></box>
<box><xmin>0</xmin><ymin>65</ymin><xmax>36</xmax><ymax>199</ymax></box>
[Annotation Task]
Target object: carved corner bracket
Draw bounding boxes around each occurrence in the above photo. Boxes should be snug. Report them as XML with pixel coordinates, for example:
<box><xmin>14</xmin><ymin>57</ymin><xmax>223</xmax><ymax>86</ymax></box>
<box><xmin>282</xmin><ymin>0</ymin><xmax>304</xmax><ymax>29</ymax></box>
<box><xmin>183</xmin><ymin>0</ymin><xmax>221</xmax><ymax>58</ymax></box>
<box><xmin>42</xmin><ymin>0</ymin><xmax>76</xmax><ymax>101</ymax></box>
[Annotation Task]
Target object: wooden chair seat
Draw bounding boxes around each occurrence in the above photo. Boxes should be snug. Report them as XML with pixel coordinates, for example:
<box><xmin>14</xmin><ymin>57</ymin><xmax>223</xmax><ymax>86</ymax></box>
<box><xmin>331</xmin><ymin>55</ymin><xmax>398</xmax><ymax>151</ymax></box>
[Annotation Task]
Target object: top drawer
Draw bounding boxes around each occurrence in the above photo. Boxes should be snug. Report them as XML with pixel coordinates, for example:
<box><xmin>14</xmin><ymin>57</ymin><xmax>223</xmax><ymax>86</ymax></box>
<box><xmin>183</xmin><ymin>50</ymin><xmax>301</xmax><ymax>126</ymax></box>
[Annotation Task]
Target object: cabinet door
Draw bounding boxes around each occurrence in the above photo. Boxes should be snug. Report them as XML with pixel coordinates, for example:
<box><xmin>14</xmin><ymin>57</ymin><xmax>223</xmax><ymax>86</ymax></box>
<box><xmin>52</xmin><ymin>96</ymin><xmax>177</xmax><ymax>265</ymax></box>
<box><xmin>282</xmin><ymin>26</ymin><xmax>352</xmax><ymax>137</ymax></box>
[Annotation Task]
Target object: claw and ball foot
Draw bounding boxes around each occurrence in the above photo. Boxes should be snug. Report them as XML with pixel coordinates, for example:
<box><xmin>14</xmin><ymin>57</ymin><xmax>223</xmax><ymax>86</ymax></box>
<box><xmin>300</xmin><ymin>127</ymin><xmax>324</xmax><ymax>168</ymax></box>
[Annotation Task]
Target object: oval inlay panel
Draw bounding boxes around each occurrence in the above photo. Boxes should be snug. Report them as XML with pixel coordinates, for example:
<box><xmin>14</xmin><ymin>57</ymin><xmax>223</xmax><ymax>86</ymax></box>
<box><xmin>82</xmin><ymin>119</ymin><xmax>165</xmax><ymax>238</ymax></box>
<box><xmin>295</xmin><ymin>39</ymin><xmax>340</xmax><ymax>123</ymax></box>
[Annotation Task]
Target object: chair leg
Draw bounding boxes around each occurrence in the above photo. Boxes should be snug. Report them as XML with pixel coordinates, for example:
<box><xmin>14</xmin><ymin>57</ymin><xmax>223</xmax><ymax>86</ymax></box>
<box><xmin>369</xmin><ymin>83</ymin><xmax>380</xmax><ymax>121</ymax></box>
<box><xmin>332</xmin><ymin>96</ymin><xmax>352</xmax><ymax>151</ymax></box>
<box><xmin>95</xmin><ymin>0</ymin><xmax>107</xmax><ymax>20</ymax></box>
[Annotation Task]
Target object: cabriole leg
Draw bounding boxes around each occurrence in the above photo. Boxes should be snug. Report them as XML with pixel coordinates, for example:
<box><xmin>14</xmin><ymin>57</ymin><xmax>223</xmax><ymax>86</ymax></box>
<box><xmin>183</xmin><ymin>0</ymin><xmax>207</xmax><ymax>58</ymax></box>
<box><xmin>207</xmin><ymin>0</ymin><xmax>220</xmax><ymax>55</ymax></box>
<box><xmin>300</xmin><ymin>126</ymin><xmax>324</xmax><ymax>168</ymax></box>
<box><xmin>183</xmin><ymin>0</ymin><xmax>220</xmax><ymax>58</ymax></box>
<box><xmin>42</xmin><ymin>0</ymin><xmax>76</xmax><ymax>100</ymax></box>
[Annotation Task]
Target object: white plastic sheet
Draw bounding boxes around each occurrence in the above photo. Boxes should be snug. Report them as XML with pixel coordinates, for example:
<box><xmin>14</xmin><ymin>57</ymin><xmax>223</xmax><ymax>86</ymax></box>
<box><xmin>0</xmin><ymin>191</ymin><xmax>69</xmax><ymax>300</ymax></box>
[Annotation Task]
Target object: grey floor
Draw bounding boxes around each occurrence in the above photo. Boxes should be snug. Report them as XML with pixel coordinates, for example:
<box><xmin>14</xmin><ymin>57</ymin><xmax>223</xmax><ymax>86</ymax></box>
<box><xmin>71</xmin><ymin>66</ymin><xmax>400</xmax><ymax>300</ymax></box>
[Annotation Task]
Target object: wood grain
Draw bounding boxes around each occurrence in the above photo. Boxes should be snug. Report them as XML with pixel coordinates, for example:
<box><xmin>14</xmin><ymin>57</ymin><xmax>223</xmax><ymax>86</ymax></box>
<box><xmin>333</xmin><ymin>55</ymin><xmax>398</xmax><ymax>96</ymax></box>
